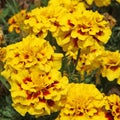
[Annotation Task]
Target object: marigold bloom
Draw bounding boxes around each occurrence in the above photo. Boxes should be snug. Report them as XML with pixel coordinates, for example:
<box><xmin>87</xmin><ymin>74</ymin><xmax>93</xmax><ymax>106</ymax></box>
<box><xmin>23</xmin><ymin>5</ymin><xmax>67</xmax><ymax>38</ymax></box>
<box><xmin>9</xmin><ymin>69</ymin><xmax>68</xmax><ymax>117</ymax></box>
<box><xmin>1</xmin><ymin>34</ymin><xmax>68</xmax><ymax>117</ymax></box>
<box><xmin>1</xmin><ymin>34</ymin><xmax>64</xmax><ymax>91</ymax></box>
<box><xmin>105</xmin><ymin>94</ymin><xmax>120</xmax><ymax>120</ymax></box>
<box><xmin>54</xmin><ymin>9</ymin><xmax>111</xmax><ymax>60</ymax></box>
<box><xmin>56</xmin><ymin>83</ymin><xmax>104</xmax><ymax>120</ymax></box>
<box><xmin>8</xmin><ymin>10</ymin><xmax>27</xmax><ymax>34</ymax></box>
<box><xmin>1</xmin><ymin>35</ymin><xmax>63</xmax><ymax>74</ymax></box>
<box><xmin>100</xmin><ymin>50</ymin><xmax>120</xmax><ymax>84</ymax></box>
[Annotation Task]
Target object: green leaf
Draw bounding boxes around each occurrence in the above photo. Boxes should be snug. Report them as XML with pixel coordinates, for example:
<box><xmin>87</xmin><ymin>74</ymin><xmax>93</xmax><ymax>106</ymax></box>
<box><xmin>0</xmin><ymin>8</ymin><xmax>9</xmax><ymax>18</ymax></box>
<box><xmin>0</xmin><ymin>75</ymin><xmax>10</xmax><ymax>90</ymax></box>
<box><xmin>0</xmin><ymin>96</ymin><xmax>22</xmax><ymax>120</ymax></box>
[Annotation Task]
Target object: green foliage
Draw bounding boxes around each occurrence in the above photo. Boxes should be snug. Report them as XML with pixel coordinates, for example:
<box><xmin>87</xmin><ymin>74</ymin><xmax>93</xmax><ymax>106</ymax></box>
<box><xmin>105</xmin><ymin>27</ymin><xmax>120</xmax><ymax>51</ymax></box>
<box><xmin>0</xmin><ymin>76</ymin><xmax>10</xmax><ymax>90</ymax></box>
<box><xmin>0</xmin><ymin>95</ymin><xmax>22</xmax><ymax>120</ymax></box>
<box><xmin>4</xmin><ymin>31</ymin><xmax>21</xmax><ymax>45</ymax></box>
<box><xmin>41</xmin><ymin>0</ymin><xmax>49</xmax><ymax>6</ymax></box>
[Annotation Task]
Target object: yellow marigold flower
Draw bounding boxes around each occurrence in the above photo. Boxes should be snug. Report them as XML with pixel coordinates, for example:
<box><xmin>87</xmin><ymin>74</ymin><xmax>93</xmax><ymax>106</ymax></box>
<box><xmin>94</xmin><ymin>0</ymin><xmax>111</xmax><ymax>7</ymax></box>
<box><xmin>100</xmin><ymin>50</ymin><xmax>120</xmax><ymax>84</ymax></box>
<box><xmin>1</xmin><ymin>35</ymin><xmax>63</xmax><ymax>82</ymax></box>
<box><xmin>2</xmin><ymin>35</ymin><xmax>63</xmax><ymax>72</ymax></box>
<box><xmin>56</xmin><ymin>83</ymin><xmax>104</xmax><ymax>120</ymax></box>
<box><xmin>8</xmin><ymin>69</ymin><xmax>68</xmax><ymax>117</ymax></box>
<box><xmin>23</xmin><ymin>5</ymin><xmax>67</xmax><ymax>38</ymax></box>
<box><xmin>54</xmin><ymin>9</ymin><xmax>111</xmax><ymax>60</ymax></box>
<box><xmin>8</xmin><ymin>10</ymin><xmax>27</xmax><ymax>34</ymax></box>
<box><xmin>36</xmin><ymin>5</ymin><xmax>66</xmax><ymax>35</ymax></box>
<box><xmin>105</xmin><ymin>94</ymin><xmax>120</xmax><ymax>120</ymax></box>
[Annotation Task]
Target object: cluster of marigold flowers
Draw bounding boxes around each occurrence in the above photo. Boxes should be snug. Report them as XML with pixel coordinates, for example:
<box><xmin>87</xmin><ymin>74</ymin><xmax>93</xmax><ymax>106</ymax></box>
<box><xmin>0</xmin><ymin>0</ymin><xmax>120</xmax><ymax>119</ymax></box>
